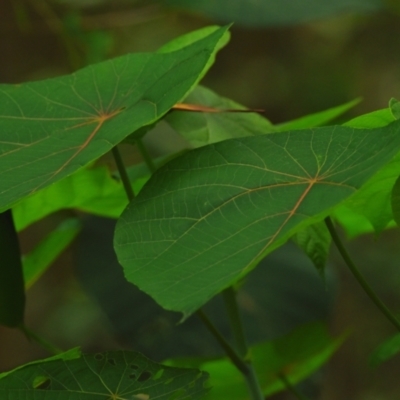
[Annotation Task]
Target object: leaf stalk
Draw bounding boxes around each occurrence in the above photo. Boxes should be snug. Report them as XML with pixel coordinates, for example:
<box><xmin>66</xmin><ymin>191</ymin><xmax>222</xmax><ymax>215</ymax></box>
<box><xmin>111</xmin><ymin>146</ymin><xmax>135</xmax><ymax>202</ymax></box>
<box><xmin>325</xmin><ymin>216</ymin><xmax>400</xmax><ymax>332</ymax></box>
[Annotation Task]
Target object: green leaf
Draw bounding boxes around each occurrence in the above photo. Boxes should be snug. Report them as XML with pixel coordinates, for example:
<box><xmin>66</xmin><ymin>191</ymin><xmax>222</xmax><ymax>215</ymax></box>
<box><xmin>0</xmin><ymin>350</ymin><xmax>209</xmax><ymax>399</ymax></box>
<box><xmin>164</xmin><ymin>0</ymin><xmax>383</xmax><ymax>27</ymax></box>
<box><xmin>389</xmin><ymin>97</ymin><xmax>400</xmax><ymax>120</ymax></box>
<box><xmin>0</xmin><ymin>25</ymin><xmax>229</xmax><ymax>212</ymax></box>
<box><xmin>277</xmin><ymin>98</ymin><xmax>360</xmax><ymax>131</ymax></box>
<box><xmin>0</xmin><ymin>210</ymin><xmax>25</xmax><ymax>327</ymax></box>
<box><xmin>370</xmin><ymin>333</ymin><xmax>400</xmax><ymax>367</ymax></box>
<box><xmin>23</xmin><ymin>218</ymin><xmax>82</xmax><ymax>289</ymax></box>
<box><xmin>166</xmin><ymin>322</ymin><xmax>343</xmax><ymax>399</ymax></box>
<box><xmin>335</xmin><ymin>108</ymin><xmax>399</xmax><ymax>234</ymax></box>
<box><xmin>12</xmin><ymin>156</ymin><xmax>175</xmax><ymax>232</ymax></box>
<box><xmin>165</xmin><ymin>85</ymin><xmax>276</xmax><ymax>147</ymax></box>
<box><xmin>292</xmin><ymin>221</ymin><xmax>331</xmax><ymax>277</ymax></box>
<box><xmin>391</xmin><ymin>175</ymin><xmax>400</xmax><ymax>227</ymax></box>
<box><xmin>0</xmin><ymin>347</ymin><xmax>81</xmax><ymax>380</ymax></box>
<box><xmin>333</xmin><ymin>205</ymin><xmax>376</xmax><ymax>238</ymax></box>
<box><xmin>12</xmin><ymin>166</ymin><xmax>128</xmax><ymax>231</ymax></box>
<box><xmin>114</xmin><ymin>120</ymin><xmax>400</xmax><ymax>316</ymax></box>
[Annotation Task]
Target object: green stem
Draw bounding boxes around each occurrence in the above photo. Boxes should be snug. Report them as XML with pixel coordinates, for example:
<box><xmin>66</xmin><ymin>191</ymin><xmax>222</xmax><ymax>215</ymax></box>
<box><xmin>196</xmin><ymin>309</ymin><xmax>247</xmax><ymax>375</ymax></box>
<box><xmin>112</xmin><ymin>146</ymin><xmax>135</xmax><ymax>202</ymax></box>
<box><xmin>19</xmin><ymin>324</ymin><xmax>63</xmax><ymax>355</ymax></box>
<box><xmin>325</xmin><ymin>216</ymin><xmax>400</xmax><ymax>332</ymax></box>
<box><xmin>222</xmin><ymin>287</ymin><xmax>248</xmax><ymax>358</ymax></box>
<box><xmin>197</xmin><ymin>305</ymin><xmax>264</xmax><ymax>400</ymax></box>
<box><xmin>277</xmin><ymin>373</ymin><xmax>310</xmax><ymax>400</ymax></box>
<box><xmin>136</xmin><ymin>139</ymin><xmax>157</xmax><ymax>174</ymax></box>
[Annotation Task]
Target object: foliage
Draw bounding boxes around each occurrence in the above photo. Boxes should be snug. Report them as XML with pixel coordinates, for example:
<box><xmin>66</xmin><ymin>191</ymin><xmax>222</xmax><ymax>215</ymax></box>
<box><xmin>1</xmin><ymin>2</ymin><xmax>400</xmax><ymax>399</ymax></box>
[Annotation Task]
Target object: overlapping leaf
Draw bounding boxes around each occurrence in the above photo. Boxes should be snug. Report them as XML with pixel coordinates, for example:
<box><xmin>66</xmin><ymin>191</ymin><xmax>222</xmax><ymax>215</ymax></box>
<box><xmin>0</xmin><ymin>26</ymin><xmax>228</xmax><ymax>212</ymax></box>
<box><xmin>114</xmin><ymin>120</ymin><xmax>400</xmax><ymax>316</ymax></box>
<box><xmin>166</xmin><ymin>85</ymin><xmax>275</xmax><ymax>147</ymax></box>
<box><xmin>0</xmin><ymin>350</ymin><xmax>209</xmax><ymax>400</ymax></box>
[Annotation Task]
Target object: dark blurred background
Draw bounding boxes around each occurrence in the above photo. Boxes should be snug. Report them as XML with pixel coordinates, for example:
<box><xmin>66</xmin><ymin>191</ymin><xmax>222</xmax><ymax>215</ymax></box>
<box><xmin>1</xmin><ymin>1</ymin><xmax>400</xmax><ymax>399</ymax></box>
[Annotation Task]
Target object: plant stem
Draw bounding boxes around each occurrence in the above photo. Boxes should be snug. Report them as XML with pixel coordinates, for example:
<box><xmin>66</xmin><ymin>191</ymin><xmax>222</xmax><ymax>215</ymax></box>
<box><xmin>112</xmin><ymin>146</ymin><xmax>135</xmax><ymax>202</ymax></box>
<box><xmin>222</xmin><ymin>286</ymin><xmax>248</xmax><ymax>358</ymax></box>
<box><xmin>136</xmin><ymin>139</ymin><xmax>157</xmax><ymax>174</ymax></box>
<box><xmin>197</xmin><ymin>305</ymin><xmax>264</xmax><ymax>400</ymax></box>
<box><xmin>277</xmin><ymin>373</ymin><xmax>310</xmax><ymax>400</ymax></box>
<box><xmin>325</xmin><ymin>216</ymin><xmax>400</xmax><ymax>332</ymax></box>
<box><xmin>19</xmin><ymin>324</ymin><xmax>63</xmax><ymax>355</ymax></box>
<box><xmin>196</xmin><ymin>309</ymin><xmax>247</xmax><ymax>375</ymax></box>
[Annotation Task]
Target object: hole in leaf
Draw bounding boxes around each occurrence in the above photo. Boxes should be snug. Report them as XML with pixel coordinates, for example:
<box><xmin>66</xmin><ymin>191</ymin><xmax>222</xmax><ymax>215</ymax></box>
<box><xmin>94</xmin><ymin>353</ymin><xmax>104</xmax><ymax>361</ymax></box>
<box><xmin>108</xmin><ymin>358</ymin><xmax>116</xmax><ymax>366</ymax></box>
<box><xmin>32</xmin><ymin>376</ymin><xmax>51</xmax><ymax>390</ymax></box>
<box><xmin>130</xmin><ymin>364</ymin><xmax>139</xmax><ymax>369</ymax></box>
<box><xmin>138</xmin><ymin>371</ymin><xmax>152</xmax><ymax>382</ymax></box>
<box><xmin>168</xmin><ymin>388</ymin><xmax>186</xmax><ymax>400</ymax></box>
<box><xmin>152</xmin><ymin>368</ymin><xmax>164</xmax><ymax>380</ymax></box>
<box><xmin>129</xmin><ymin>374</ymin><xmax>136</xmax><ymax>380</ymax></box>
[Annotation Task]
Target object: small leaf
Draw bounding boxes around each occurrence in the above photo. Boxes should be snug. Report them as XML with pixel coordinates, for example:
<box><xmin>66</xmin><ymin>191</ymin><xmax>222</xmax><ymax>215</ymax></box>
<box><xmin>370</xmin><ymin>333</ymin><xmax>400</xmax><ymax>367</ymax></box>
<box><xmin>0</xmin><ymin>350</ymin><xmax>209</xmax><ymax>400</ymax></box>
<box><xmin>292</xmin><ymin>221</ymin><xmax>331</xmax><ymax>277</ymax></box>
<box><xmin>23</xmin><ymin>218</ymin><xmax>82</xmax><ymax>288</ymax></box>
<box><xmin>277</xmin><ymin>98</ymin><xmax>360</xmax><ymax>131</ymax></box>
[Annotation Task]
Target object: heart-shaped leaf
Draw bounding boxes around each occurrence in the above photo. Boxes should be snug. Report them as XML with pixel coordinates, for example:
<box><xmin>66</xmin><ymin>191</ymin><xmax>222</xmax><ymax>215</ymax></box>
<box><xmin>0</xmin><ymin>26</ymin><xmax>228</xmax><ymax>212</ymax></box>
<box><xmin>114</xmin><ymin>120</ymin><xmax>400</xmax><ymax>316</ymax></box>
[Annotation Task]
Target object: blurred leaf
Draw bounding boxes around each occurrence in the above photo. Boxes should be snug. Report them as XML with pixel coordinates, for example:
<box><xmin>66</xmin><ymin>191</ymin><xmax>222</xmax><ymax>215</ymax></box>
<box><xmin>0</xmin><ymin>350</ymin><xmax>209</xmax><ymax>400</ymax></box>
<box><xmin>333</xmin><ymin>205</ymin><xmax>377</xmax><ymax>238</ymax></box>
<box><xmin>338</xmin><ymin>108</ymin><xmax>399</xmax><ymax>234</ymax></box>
<box><xmin>164</xmin><ymin>0</ymin><xmax>383</xmax><ymax>27</ymax></box>
<box><xmin>166</xmin><ymin>322</ymin><xmax>343</xmax><ymax>399</ymax></box>
<box><xmin>389</xmin><ymin>97</ymin><xmax>400</xmax><ymax>120</ymax></box>
<box><xmin>166</xmin><ymin>85</ymin><xmax>275</xmax><ymax>147</ymax></box>
<box><xmin>292</xmin><ymin>221</ymin><xmax>331</xmax><ymax>277</ymax></box>
<box><xmin>370</xmin><ymin>333</ymin><xmax>400</xmax><ymax>367</ymax></box>
<box><xmin>12</xmin><ymin>166</ymin><xmax>128</xmax><ymax>231</ymax></box>
<box><xmin>114</xmin><ymin>120</ymin><xmax>400</xmax><ymax>317</ymax></box>
<box><xmin>277</xmin><ymin>99</ymin><xmax>360</xmax><ymax>131</ymax></box>
<box><xmin>23</xmin><ymin>218</ymin><xmax>82</xmax><ymax>289</ymax></box>
<box><xmin>0</xmin><ymin>26</ymin><xmax>229</xmax><ymax>212</ymax></box>
<box><xmin>0</xmin><ymin>210</ymin><xmax>25</xmax><ymax>327</ymax></box>
<box><xmin>391</xmin><ymin>175</ymin><xmax>400</xmax><ymax>227</ymax></box>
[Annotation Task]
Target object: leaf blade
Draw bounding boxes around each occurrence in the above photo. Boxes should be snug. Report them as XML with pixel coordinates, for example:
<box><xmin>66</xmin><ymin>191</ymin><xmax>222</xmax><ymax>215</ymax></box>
<box><xmin>114</xmin><ymin>120</ymin><xmax>400</xmax><ymax>316</ymax></box>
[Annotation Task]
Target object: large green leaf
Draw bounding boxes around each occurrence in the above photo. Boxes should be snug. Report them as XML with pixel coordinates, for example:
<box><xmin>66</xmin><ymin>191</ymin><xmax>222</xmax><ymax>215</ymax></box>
<box><xmin>0</xmin><ymin>26</ymin><xmax>228</xmax><ymax>212</ymax></box>
<box><xmin>114</xmin><ymin>120</ymin><xmax>400</xmax><ymax>316</ymax></box>
<box><xmin>165</xmin><ymin>85</ymin><xmax>275</xmax><ymax>148</ymax></box>
<box><xmin>164</xmin><ymin>0</ymin><xmax>383</xmax><ymax>27</ymax></box>
<box><xmin>0</xmin><ymin>350</ymin><xmax>209</xmax><ymax>399</ymax></box>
